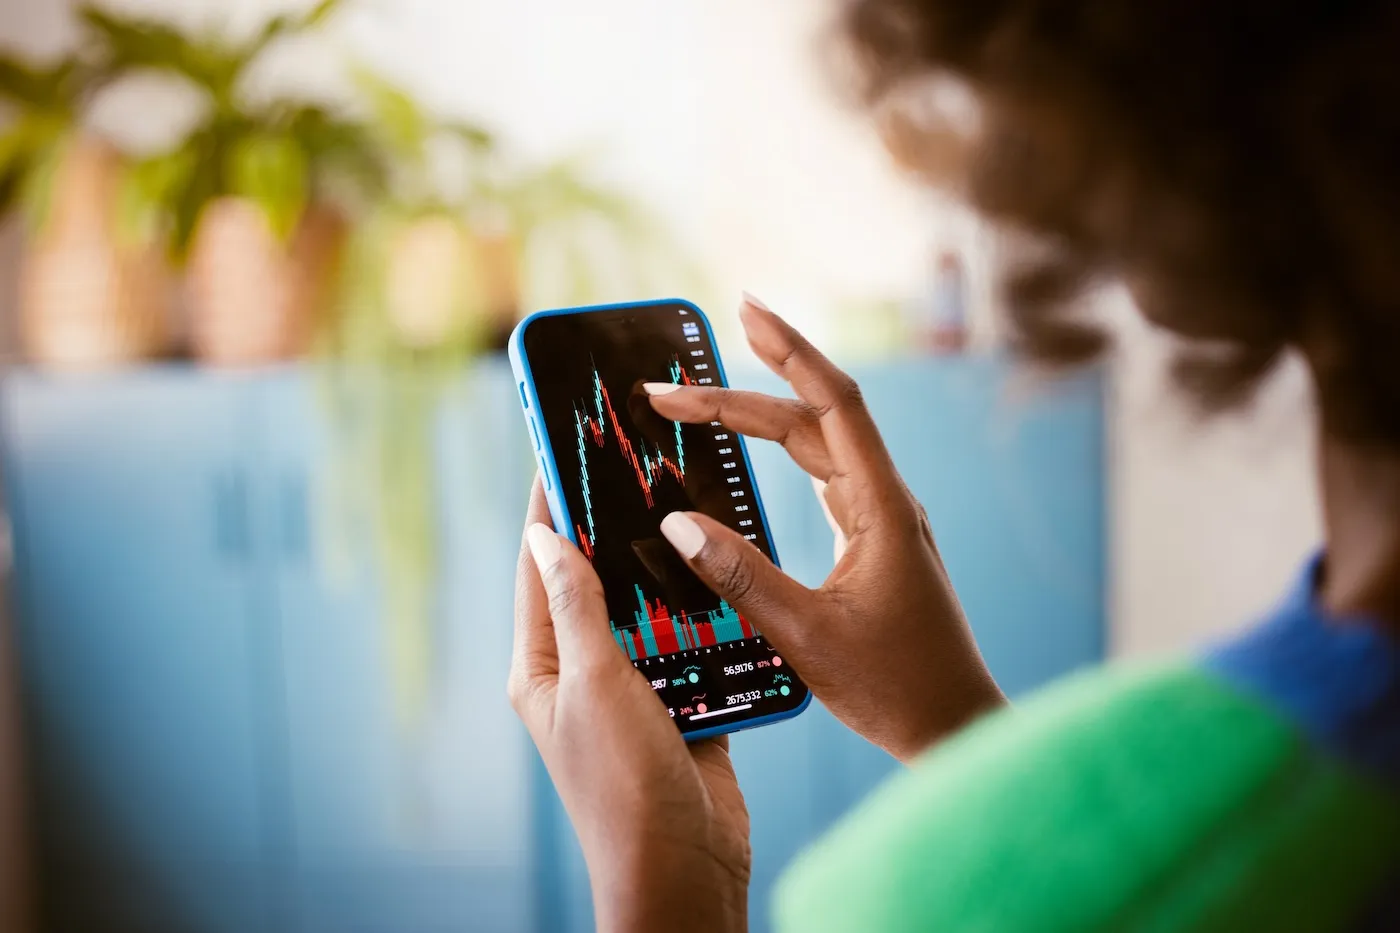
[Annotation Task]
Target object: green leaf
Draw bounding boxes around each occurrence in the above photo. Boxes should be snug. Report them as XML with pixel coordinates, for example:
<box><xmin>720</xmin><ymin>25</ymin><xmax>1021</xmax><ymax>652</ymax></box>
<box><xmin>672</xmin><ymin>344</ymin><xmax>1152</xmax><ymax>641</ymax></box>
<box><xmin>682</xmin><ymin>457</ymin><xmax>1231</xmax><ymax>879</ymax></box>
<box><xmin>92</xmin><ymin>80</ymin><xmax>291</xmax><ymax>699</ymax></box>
<box><xmin>114</xmin><ymin>164</ymin><xmax>156</xmax><ymax>247</ymax></box>
<box><xmin>0</xmin><ymin>54</ymin><xmax>81</xmax><ymax>110</ymax></box>
<box><xmin>81</xmin><ymin>5</ymin><xmax>241</xmax><ymax>103</ymax></box>
<box><xmin>250</xmin><ymin>14</ymin><xmax>294</xmax><ymax>53</ymax></box>
<box><xmin>0</xmin><ymin>107</ymin><xmax>74</xmax><ymax>224</ymax></box>
<box><xmin>80</xmin><ymin>7</ymin><xmax>190</xmax><ymax>72</ymax></box>
<box><xmin>113</xmin><ymin>146</ymin><xmax>198</xmax><ymax>248</ymax></box>
<box><xmin>0</xmin><ymin>172</ymin><xmax>19</xmax><ymax>218</ymax></box>
<box><xmin>287</xmin><ymin>107</ymin><xmax>388</xmax><ymax>203</ymax></box>
<box><xmin>300</xmin><ymin>0</ymin><xmax>345</xmax><ymax>29</ymax></box>
<box><xmin>350</xmin><ymin>65</ymin><xmax>429</xmax><ymax>160</ymax></box>
<box><xmin>246</xmin><ymin>0</ymin><xmax>344</xmax><ymax>60</ymax></box>
<box><xmin>227</xmin><ymin>132</ymin><xmax>308</xmax><ymax>241</ymax></box>
<box><xmin>441</xmin><ymin>120</ymin><xmax>493</xmax><ymax>151</ymax></box>
<box><xmin>170</xmin><ymin>132</ymin><xmax>221</xmax><ymax>260</ymax></box>
<box><xmin>0</xmin><ymin>124</ymin><xmax>31</xmax><ymax>177</ymax></box>
<box><xmin>18</xmin><ymin>137</ymin><xmax>66</xmax><ymax>235</ymax></box>
<box><xmin>0</xmin><ymin>129</ymin><xmax>29</xmax><ymax>217</ymax></box>
<box><xmin>0</xmin><ymin>55</ymin><xmax>50</xmax><ymax>105</ymax></box>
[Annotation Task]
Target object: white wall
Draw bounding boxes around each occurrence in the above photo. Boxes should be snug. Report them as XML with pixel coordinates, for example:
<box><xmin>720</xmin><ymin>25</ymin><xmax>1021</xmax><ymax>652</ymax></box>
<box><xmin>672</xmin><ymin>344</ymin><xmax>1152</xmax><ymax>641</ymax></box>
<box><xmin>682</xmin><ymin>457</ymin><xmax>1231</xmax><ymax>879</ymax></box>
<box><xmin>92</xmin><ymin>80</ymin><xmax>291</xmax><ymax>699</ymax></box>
<box><xmin>1109</xmin><ymin>308</ymin><xmax>1322</xmax><ymax>656</ymax></box>
<box><xmin>338</xmin><ymin>0</ymin><xmax>984</xmax><ymax>352</ymax></box>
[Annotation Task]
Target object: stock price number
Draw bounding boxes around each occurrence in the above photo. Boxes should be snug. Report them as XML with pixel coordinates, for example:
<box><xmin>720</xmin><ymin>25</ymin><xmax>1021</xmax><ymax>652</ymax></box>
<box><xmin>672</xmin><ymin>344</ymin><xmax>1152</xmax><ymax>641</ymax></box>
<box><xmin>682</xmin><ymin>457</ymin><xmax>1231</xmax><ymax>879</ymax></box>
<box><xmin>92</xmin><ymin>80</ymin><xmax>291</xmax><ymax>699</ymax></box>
<box><xmin>649</xmin><ymin>678</ymin><xmax>666</xmax><ymax>691</ymax></box>
<box><xmin>722</xmin><ymin>662</ymin><xmax>754</xmax><ymax>676</ymax></box>
<box><xmin>727</xmin><ymin>691</ymin><xmax>763</xmax><ymax>706</ymax></box>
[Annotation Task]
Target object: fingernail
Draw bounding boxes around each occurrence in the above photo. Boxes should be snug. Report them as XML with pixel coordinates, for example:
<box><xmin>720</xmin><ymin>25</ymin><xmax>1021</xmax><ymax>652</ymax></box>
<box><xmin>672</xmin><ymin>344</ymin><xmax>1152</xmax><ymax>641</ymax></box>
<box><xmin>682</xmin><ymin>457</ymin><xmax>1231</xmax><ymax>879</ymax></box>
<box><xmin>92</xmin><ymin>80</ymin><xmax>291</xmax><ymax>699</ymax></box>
<box><xmin>643</xmin><ymin>382</ymin><xmax>681</xmax><ymax>396</ymax></box>
<box><xmin>660</xmin><ymin>512</ymin><xmax>707</xmax><ymax>560</ymax></box>
<box><xmin>741</xmin><ymin>291</ymin><xmax>770</xmax><ymax>313</ymax></box>
<box><xmin>526</xmin><ymin>523</ymin><xmax>563</xmax><ymax>572</ymax></box>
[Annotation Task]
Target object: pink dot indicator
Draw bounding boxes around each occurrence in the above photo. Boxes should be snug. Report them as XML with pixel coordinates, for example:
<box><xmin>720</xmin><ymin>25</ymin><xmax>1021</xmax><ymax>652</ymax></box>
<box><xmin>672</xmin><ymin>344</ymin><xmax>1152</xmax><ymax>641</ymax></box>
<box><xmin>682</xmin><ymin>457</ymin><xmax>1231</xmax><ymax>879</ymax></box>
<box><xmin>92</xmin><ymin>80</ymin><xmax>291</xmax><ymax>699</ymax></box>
<box><xmin>696</xmin><ymin>703</ymin><xmax>708</xmax><ymax>714</ymax></box>
<box><xmin>772</xmin><ymin>656</ymin><xmax>783</xmax><ymax>667</ymax></box>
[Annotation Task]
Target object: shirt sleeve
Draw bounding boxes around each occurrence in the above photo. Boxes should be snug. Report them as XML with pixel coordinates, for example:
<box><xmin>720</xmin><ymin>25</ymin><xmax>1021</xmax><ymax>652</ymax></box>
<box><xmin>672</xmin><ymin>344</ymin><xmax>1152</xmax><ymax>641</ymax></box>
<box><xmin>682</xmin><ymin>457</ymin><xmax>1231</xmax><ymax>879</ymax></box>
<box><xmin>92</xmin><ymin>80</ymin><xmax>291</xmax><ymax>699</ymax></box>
<box><xmin>770</xmin><ymin>663</ymin><xmax>1400</xmax><ymax>933</ymax></box>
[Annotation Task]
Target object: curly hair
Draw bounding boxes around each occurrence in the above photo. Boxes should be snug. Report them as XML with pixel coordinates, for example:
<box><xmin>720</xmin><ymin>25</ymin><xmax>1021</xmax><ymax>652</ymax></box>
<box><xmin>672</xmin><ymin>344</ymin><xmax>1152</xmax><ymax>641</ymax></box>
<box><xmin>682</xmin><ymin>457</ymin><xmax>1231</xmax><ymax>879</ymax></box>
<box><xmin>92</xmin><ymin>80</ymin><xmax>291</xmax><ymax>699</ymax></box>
<box><xmin>839</xmin><ymin>0</ymin><xmax>1400</xmax><ymax>440</ymax></box>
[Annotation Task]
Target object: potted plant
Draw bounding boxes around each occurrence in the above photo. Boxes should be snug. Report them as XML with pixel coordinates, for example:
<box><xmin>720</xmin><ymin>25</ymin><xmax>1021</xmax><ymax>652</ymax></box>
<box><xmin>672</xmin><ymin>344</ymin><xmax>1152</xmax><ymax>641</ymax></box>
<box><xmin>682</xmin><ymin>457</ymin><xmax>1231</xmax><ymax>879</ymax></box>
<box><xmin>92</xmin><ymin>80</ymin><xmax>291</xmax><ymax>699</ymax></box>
<box><xmin>81</xmin><ymin>0</ymin><xmax>381</xmax><ymax>365</ymax></box>
<box><xmin>0</xmin><ymin>52</ymin><xmax>171</xmax><ymax>368</ymax></box>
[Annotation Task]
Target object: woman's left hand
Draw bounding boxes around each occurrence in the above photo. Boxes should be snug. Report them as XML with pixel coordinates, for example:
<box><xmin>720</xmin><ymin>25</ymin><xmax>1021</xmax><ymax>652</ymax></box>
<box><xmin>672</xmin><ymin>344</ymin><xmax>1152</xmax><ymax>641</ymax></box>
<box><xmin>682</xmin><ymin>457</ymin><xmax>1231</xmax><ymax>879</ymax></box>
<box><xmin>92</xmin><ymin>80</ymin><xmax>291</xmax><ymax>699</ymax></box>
<box><xmin>508</xmin><ymin>477</ymin><xmax>751</xmax><ymax>933</ymax></box>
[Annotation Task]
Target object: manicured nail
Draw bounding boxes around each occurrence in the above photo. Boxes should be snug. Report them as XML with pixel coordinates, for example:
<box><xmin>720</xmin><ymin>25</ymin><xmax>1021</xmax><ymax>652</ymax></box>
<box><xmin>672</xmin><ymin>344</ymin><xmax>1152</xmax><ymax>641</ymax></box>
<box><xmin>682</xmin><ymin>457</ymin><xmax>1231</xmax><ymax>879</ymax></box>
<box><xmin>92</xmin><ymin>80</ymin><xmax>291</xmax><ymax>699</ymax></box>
<box><xmin>526</xmin><ymin>523</ymin><xmax>563</xmax><ymax>572</ymax></box>
<box><xmin>741</xmin><ymin>291</ymin><xmax>770</xmax><ymax>313</ymax></box>
<box><xmin>660</xmin><ymin>512</ymin><xmax>707</xmax><ymax>559</ymax></box>
<box><xmin>643</xmin><ymin>382</ymin><xmax>681</xmax><ymax>396</ymax></box>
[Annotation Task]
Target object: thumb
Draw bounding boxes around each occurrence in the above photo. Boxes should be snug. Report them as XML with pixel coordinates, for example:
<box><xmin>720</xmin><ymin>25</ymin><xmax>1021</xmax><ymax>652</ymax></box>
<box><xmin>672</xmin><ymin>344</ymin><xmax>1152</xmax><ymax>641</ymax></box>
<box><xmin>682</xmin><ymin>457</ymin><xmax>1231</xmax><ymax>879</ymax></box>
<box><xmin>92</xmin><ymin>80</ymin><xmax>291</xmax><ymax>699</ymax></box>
<box><xmin>659</xmin><ymin>511</ymin><xmax>816</xmax><ymax>652</ymax></box>
<box><xmin>525</xmin><ymin>523</ymin><xmax>629</xmax><ymax>677</ymax></box>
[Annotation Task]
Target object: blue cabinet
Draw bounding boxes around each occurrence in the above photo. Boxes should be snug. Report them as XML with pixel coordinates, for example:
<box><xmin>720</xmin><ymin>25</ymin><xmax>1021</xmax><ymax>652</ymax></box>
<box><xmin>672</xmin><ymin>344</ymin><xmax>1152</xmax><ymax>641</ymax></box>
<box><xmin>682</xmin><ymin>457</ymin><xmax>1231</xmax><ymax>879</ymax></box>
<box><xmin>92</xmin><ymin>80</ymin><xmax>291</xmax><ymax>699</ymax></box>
<box><xmin>275</xmin><ymin>372</ymin><xmax>537</xmax><ymax>933</ymax></box>
<box><xmin>3</xmin><ymin>371</ymin><xmax>275</xmax><ymax>933</ymax></box>
<box><xmin>3</xmin><ymin>357</ymin><xmax>1104</xmax><ymax>933</ymax></box>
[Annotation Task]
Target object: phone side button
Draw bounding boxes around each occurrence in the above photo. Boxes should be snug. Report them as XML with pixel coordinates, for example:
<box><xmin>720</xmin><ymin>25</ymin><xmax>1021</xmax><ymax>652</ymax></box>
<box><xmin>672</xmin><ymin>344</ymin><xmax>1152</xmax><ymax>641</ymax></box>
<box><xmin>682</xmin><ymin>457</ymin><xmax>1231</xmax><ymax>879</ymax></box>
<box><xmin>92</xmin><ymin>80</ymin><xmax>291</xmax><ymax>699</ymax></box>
<box><xmin>518</xmin><ymin>382</ymin><xmax>530</xmax><ymax>409</ymax></box>
<box><xmin>539</xmin><ymin>460</ymin><xmax>552</xmax><ymax>489</ymax></box>
<box><xmin>529</xmin><ymin>418</ymin><xmax>542</xmax><ymax>450</ymax></box>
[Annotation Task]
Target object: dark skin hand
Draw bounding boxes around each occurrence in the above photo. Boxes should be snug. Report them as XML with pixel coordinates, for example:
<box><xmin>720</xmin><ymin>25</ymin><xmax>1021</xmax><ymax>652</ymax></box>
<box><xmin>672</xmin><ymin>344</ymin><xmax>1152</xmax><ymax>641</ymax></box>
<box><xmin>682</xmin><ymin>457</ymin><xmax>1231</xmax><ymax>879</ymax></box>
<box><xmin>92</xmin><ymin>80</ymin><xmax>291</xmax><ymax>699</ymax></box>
<box><xmin>646</xmin><ymin>294</ymin><xmax>1006</xmax><ymax>762</ymax></box>
<box><xmin>510</xmin><ymin>482</ymin><xmax>750</xmax><ymax>933</ymax></box>
<box><xmin>508</xmin><ymin>294</ymin><xmax>1006</xmax><ymax>931</ymax></box>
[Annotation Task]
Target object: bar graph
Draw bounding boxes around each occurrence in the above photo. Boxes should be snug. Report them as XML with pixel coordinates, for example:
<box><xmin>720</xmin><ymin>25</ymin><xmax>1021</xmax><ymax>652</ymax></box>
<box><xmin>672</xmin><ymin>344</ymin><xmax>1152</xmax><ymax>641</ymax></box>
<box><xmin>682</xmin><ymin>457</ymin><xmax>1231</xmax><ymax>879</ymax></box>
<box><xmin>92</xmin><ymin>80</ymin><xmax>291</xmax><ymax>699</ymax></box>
<box><xmin>611</xmin><ymin>583</ymin><xmax>758</xmax><ymax>660</ymax></box>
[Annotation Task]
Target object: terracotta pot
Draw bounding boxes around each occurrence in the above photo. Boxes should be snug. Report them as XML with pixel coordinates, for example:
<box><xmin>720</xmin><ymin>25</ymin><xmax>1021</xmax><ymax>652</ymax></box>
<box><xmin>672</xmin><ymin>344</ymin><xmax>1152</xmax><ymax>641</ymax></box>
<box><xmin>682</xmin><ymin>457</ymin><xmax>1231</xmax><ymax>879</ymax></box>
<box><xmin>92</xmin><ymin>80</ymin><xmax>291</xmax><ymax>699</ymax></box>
<box><xmin>383</xmin><ymin>216</ymin><xmax>523</xmax><ymax>350</ymax></box>
<box><xmin>187</xmin><ymin>197</ymin><xmax>346</xmax><ymax>366</ymax></box>
<box><xmin>473</xmin><ymin>231</ymin><xmax>522</xmax><ymax>349</ymax></box>
<box><xmin>19</xmin><ymin>138</ymin><xmax>171</xmax><ymax>369</ymax></box>
<box><xmin>383</xmin><ymin>214</ymin><xmax>476</xmax><ymax>349</ymax></box>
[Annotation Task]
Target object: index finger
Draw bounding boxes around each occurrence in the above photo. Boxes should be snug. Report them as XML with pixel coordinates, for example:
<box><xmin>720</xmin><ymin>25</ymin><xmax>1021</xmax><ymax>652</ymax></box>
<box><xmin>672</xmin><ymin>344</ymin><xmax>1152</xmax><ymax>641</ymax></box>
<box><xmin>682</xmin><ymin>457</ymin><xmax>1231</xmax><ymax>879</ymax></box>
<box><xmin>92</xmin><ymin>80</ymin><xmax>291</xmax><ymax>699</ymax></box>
<box><xmin>738</xmin><ymin>295</ymin><xmax>900</xmax><ymax>498</ymax></box>
<box><xmin>646</xmin><ymin>384</ymin><xmax>833</xmax><ymax>479</ymax></box>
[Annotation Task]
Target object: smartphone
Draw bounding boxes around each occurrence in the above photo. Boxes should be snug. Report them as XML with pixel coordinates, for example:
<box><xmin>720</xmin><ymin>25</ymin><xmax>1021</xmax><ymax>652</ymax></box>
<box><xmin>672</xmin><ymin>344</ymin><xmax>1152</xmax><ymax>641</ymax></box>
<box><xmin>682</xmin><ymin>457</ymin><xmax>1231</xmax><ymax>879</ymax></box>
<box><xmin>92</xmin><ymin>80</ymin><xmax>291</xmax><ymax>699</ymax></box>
<box><xmin>509</xmin><ymin>298</ymin><xmax>811</xmax><ymax>739</ymax></box>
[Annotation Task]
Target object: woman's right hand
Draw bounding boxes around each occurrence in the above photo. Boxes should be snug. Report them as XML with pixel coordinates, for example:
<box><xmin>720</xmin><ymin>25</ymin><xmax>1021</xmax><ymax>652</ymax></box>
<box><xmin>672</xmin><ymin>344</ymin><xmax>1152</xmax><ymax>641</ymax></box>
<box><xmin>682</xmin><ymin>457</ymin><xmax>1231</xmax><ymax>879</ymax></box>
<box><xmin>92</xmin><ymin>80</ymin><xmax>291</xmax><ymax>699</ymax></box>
<box><xmin>646</xmin><ymin>294</ymin><xmax>1005</xmax><ymax>763</ymax></box>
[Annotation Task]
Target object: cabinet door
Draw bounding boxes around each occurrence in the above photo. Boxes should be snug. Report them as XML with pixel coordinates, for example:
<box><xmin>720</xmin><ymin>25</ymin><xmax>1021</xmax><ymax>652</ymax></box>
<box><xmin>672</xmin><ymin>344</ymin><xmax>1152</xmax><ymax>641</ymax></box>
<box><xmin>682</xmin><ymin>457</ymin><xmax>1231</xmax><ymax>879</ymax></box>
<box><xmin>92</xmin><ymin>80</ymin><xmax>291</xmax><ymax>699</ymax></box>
<box><xmin>744</xmin><ymin>358</ymin><xmax>1106</xmax><ymax>819</ymax></box>
<box><xmin>270</xmin><ymin>365</ymin><xmax>535</xmax><ymax>933</ymax></box>
<box><xmin>429</xmin><ymin>364</ymin><xmax>536</xmax><ymax>928</ymax></box>
<box><xmin>858</xmin><ymin>359</ymin><xmax>1106</xmax><ymax>698</ymax></box>
<box><xmin>2</xmin><ymin>371</ymin><xmax>273</xmax><ymax>933</ymax></box>
<box><xmin>262</xmin><ymin>372</ymin><xmax>392</xmax><ymax>864</ymax></box>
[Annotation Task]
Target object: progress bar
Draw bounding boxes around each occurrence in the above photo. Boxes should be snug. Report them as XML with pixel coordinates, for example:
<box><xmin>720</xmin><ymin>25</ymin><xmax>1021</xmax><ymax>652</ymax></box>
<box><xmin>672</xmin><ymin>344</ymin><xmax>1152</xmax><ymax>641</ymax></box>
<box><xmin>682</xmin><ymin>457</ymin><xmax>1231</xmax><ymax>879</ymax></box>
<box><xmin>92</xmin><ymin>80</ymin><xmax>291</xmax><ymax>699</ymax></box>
<box><xmin>690</xmin><ymin>704</ymin><xmax>751</xmax><ymax>721</ymax></box>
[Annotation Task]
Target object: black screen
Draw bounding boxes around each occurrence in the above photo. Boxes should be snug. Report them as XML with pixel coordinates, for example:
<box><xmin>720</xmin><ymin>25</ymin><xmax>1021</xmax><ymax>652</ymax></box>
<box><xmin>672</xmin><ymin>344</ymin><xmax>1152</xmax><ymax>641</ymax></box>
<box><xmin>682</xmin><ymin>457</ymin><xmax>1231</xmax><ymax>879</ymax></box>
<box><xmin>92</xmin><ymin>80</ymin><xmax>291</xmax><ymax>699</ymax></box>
<box><xmin>521</xmin><ymin>301</ymin><xmax>808</xmax><ymax>734</ymax></box>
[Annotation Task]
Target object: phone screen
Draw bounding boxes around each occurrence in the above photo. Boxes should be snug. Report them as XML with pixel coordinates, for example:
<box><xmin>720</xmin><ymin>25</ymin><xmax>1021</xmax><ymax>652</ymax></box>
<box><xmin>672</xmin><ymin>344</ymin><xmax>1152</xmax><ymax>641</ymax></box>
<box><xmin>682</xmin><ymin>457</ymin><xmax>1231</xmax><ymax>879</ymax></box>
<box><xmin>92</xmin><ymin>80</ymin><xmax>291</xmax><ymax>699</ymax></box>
<box><xmin>520</xmin><ymin>301</ymin><xmax>808</xmax><ymax>734</ymax></box>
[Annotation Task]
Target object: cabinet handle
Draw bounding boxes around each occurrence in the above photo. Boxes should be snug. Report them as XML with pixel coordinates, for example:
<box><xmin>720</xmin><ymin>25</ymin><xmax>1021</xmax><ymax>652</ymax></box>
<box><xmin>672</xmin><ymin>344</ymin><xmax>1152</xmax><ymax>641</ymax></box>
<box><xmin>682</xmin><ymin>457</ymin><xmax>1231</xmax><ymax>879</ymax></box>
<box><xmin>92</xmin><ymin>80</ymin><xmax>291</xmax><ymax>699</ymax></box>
<box><xmin>280</xmin><ymin>473</ymin><xmax>309</xmax><ymax>561</ymax></box>
<box><xmin>213</xmin><ymin>470</ymin><xmax>251</xmax><ymax>562</ymax></box>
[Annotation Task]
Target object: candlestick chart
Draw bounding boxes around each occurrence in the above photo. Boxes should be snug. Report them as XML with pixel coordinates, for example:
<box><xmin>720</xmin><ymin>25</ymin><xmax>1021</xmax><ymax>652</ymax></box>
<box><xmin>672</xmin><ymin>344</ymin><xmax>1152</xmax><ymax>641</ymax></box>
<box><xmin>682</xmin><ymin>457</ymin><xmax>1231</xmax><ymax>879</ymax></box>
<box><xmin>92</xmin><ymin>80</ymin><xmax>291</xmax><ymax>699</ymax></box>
<box><xmin>563</xmin><ymin>356</ymin><xmax>755</xmax><ymax>660</ymax></box>
<box><xmin>573</xmin><ymin>357</ymin><xmax>692</xmax><ymax>558</ymax></box>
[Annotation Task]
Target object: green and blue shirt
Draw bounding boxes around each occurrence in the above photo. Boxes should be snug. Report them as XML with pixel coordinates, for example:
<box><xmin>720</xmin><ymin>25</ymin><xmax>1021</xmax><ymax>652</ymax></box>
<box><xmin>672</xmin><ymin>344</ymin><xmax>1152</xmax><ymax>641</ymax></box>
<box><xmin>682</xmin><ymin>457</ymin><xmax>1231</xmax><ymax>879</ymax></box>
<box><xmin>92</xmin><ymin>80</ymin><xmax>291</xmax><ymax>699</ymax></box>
<box><xmin>774</xmin><ymin>558</ymin><xmax>1400</xmax><ymax>931</ymax></box>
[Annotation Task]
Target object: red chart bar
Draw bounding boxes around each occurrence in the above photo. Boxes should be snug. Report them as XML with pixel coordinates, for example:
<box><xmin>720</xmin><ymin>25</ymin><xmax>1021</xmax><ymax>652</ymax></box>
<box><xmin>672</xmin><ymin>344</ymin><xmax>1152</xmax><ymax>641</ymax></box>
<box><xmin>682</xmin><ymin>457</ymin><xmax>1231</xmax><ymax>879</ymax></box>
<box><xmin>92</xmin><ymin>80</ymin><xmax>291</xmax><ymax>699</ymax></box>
<box><xmin>695</xmin><ymin>622</ymin><xmax>715</xmax><ymax>647</ymax></box>
<box><xmin>646</xmin><ymin>597</ymin><xmax>681</xmax><ymax>655</ymax></box>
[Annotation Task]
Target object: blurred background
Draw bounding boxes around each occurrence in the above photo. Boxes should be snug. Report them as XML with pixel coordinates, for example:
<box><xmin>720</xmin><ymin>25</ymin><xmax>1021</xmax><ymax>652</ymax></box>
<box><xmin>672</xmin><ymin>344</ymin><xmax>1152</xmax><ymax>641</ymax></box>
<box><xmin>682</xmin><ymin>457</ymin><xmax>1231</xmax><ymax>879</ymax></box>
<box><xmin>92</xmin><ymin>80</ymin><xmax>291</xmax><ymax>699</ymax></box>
<box><xmin>0</xmin><ymin>1</ymin><xmax>1321</xmax><ymax>932</ymax></box>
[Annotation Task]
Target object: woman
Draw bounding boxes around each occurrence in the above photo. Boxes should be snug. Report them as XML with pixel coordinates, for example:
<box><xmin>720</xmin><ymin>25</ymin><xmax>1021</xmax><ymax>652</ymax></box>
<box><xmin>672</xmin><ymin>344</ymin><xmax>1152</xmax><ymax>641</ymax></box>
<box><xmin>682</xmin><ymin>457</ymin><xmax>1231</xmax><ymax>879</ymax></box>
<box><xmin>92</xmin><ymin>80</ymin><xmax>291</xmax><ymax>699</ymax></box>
<box><xmin>508</xmin><ymin>1</ymin><xmax>1400</xmax><ymax>929</ymax></box>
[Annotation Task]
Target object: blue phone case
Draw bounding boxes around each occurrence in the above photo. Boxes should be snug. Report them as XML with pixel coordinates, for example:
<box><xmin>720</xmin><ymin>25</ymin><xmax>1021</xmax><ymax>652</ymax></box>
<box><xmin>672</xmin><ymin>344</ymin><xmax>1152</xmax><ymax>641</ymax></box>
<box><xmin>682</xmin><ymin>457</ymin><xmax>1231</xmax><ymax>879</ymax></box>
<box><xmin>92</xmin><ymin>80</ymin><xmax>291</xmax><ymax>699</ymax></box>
<box><xmin>508</xmin><ymin>297</ymin><xmax>811</xmax><ymax>739</ymax></box>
